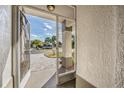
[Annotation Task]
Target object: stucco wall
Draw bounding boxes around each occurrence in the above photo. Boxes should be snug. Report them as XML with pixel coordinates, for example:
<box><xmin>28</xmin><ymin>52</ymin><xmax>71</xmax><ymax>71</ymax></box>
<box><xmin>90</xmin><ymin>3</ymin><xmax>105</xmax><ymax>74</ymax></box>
<box><xmin>76</xmin><ymin>6</ymin><xmax>116</xmax><ymax>87</ymax></box>
<box><xmin>115</xmin><ymin>6</ymin><xmax>124</xmax><ymax>87</ymax></box>
<box><xmin>0</xmin><ymin>5</ymin><xmax>12</xmax><ymax>87</ymax></box>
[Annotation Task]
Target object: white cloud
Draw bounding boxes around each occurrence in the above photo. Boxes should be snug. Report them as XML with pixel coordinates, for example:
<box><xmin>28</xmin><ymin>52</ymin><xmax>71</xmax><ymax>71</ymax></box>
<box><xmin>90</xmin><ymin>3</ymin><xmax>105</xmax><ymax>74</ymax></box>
<box><xmin>31</xmin><ymin>34</ymin><xmax>39</xmax><ymax>38</ymax></box>
<box><xmin>44</xmin><ymin>28</ymin><xmax>48</xmax><ymax>31</ymax></box>
<box><xmin>31</xmin><ymin>34</ymin><xmax>43</xmax><ymax>40</ymax></box>
<box><xmin>46</xmin><ymin>25</ymin><xmax>52</xmax><ymax>29</ymax></box>
<box><xmin>44</xmin><ymin>23</ymin><xmax>52</xmax><ymax>30</ymax></box>
<box><xmin>26</xmin><ymin>14</ymin><xmax>40</xmax><ymax>20</ymax></box>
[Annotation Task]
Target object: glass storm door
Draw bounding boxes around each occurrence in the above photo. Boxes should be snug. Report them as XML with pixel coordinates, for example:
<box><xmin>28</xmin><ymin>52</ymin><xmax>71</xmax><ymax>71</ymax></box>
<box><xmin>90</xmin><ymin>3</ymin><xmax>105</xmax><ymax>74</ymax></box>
<box><xmin>17</xmin><ymin>7</ymin><xmax>76</xmax><ymax>87</ymax></box>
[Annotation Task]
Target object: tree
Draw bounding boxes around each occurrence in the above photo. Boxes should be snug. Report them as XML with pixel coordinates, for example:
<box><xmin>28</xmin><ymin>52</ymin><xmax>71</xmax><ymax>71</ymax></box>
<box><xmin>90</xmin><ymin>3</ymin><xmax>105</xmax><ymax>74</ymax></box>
<box><xmin>51</xmin><ymin>36</ymin><xmax>56</xmax><ymax>47</ymax></box>
<box><xmin>44</xmin><ymin>36</ymin><xmax>57</xmax><ymax>46</ymax></box>
<box><xmin>31</xmin><ymin>39</ymin><xmax>43</xmax><ymax>49</ymax></box>
<box><xmin>44</xmin><ymin>36</ymin><xmax>57</xmax><ymax>54</ymax></box>
<box><xmin>45</xmin><ymin>37</ymin><xmax>52</xmax><ymax>44</ymax></box>
<box><xmin>52</xmin><ymin>36</ymin><xmax>56</xmax><ymax>42</ymax></box>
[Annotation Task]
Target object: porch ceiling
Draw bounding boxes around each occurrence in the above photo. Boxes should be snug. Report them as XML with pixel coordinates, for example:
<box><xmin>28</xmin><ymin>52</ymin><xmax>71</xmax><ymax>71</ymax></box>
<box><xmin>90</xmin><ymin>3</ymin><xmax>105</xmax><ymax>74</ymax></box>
<box><xmin>21</xmin><ymin>5</ymin><xmax>75</xmax><ymax>24</ymax></box>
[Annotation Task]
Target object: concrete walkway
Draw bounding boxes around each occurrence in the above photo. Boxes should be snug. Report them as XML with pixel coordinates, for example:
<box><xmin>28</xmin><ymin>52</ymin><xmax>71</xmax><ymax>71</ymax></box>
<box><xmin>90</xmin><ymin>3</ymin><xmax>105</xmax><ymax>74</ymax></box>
<box><xmin>43</xmin><ymin>74</ymin><xmax>76</xmax><ymax>88</ymax></box>
<box><xmin>25</xmin><ymin>53</ymin><xmax>56</xmax><ymax>88</ymax></box>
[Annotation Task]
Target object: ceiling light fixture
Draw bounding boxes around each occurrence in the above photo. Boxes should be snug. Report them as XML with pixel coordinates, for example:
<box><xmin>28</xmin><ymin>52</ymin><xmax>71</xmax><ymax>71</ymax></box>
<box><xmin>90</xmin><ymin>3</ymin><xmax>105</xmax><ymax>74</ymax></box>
<box><xmin>47</xmin><ymin>5</ymin><xmax>55</xmax><ymax>12</ymax></box>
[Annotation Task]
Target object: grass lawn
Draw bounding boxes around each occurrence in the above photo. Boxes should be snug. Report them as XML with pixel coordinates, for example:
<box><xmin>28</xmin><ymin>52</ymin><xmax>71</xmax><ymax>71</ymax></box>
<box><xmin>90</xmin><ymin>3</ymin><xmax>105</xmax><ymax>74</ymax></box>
<box><xmin>44</xmin><ymin>52</ymin><xmax>63</xmax><ymax>58</ymax></box>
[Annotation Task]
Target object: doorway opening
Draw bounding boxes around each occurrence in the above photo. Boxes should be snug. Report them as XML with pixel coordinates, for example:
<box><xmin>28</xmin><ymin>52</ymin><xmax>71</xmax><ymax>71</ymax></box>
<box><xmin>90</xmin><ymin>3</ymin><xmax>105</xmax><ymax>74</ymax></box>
<box><xmin>14</xmin><ymin>5</ymin><xmax>76</xmax><ymax>88</ymax></box>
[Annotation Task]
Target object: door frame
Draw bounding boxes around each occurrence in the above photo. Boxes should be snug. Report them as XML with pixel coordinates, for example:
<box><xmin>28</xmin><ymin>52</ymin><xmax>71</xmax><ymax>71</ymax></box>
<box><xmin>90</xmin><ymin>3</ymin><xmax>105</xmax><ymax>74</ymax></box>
<box><xmin>12</xmin><ymin>5</ymin><xmax>31</xmax><ymax>88</ymax></box>
<box><xmin>12</xmin><ymin>5</ymin><xmax>77</xmax><ymax>88</ymax></box>
<box><xmin>12</xmin><ymin>5</ymin><xmax>20</xmax><ymax>88</ymax></box>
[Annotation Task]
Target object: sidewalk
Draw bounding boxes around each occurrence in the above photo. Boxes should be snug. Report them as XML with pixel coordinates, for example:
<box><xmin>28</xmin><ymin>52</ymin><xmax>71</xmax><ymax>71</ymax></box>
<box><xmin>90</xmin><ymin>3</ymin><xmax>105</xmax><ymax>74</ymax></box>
<box><xmin>25</xmin><ymin>53</ymin><xmax>56</xmax><ymax>88</ymax></box>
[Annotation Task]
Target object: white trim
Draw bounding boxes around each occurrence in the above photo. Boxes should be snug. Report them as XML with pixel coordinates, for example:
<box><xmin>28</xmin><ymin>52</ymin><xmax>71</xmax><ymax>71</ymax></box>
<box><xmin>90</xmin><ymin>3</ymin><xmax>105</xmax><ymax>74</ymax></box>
<box><xmin>19</xmin><ymin>70</ymin><xmax>31</xmax><ymax>88</ymax></box>
<box><xmin>58</xmin><ymin>70</ymin><xmax>75</xmax><ymax>77</ymax></box>
<box><xmin>12</xmin><ymin>5</ymin><xmax>19</xmax><ymax>87</ymax></box>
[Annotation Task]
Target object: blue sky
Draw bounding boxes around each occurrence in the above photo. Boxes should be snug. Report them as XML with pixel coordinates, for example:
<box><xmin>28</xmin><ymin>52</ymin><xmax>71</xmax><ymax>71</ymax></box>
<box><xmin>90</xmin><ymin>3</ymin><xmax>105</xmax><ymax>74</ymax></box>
<box><xmin>26</xmin><ymin>14</ymin><xmax>62</xmax><ymax>42</ymax></box>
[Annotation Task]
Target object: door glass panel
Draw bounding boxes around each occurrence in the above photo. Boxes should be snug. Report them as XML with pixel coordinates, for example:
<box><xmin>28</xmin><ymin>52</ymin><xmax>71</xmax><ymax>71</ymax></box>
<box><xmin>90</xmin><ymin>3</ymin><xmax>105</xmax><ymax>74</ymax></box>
<box><xmin>19</xmin><ymin>7</ymin><xmax>76</xmax><ymax>86</ymax></box>
<box><xmin>25</xmin><ymin>11</ymin><xmax>57</xmax><ymax>87</ymax></box>
<box><xmin>57</xmin><ymin>17</ymin><xmax>76</xmax><ymax>75</ymax></box>
<box><xmin>20</xmin><ymin>11</ymin><xmax>30</xmax><ymax>81</ymax></box>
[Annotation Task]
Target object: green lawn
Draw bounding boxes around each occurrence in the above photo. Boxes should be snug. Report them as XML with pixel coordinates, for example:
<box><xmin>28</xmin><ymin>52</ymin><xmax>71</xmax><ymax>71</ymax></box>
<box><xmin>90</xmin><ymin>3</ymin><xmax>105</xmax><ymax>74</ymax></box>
<box><xmin>44</xmin><ymin>52</ymin><xmax>63</xmax><ymax>58</ymax></box>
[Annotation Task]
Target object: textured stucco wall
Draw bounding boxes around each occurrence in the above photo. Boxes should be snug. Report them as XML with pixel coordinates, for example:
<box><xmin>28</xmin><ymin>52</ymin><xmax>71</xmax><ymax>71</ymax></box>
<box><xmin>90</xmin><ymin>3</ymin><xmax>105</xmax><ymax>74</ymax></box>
<box><xmin>76</xmin><ymin>75</ymin><xmax>95</xmax><ymax>88</ymax></box>
<box><xmin>76</xmin><ymin>6</ymin><xmax>116</xmax><ymax>87</ymax></box>
<box><xmin>115</xmin><ymin>6</ymin><xmax>124</xmax><ymax>87</ymax></box>
<box><xmin>0</xmin><ymin>5</ymin><xmax>12</xmax><ymax>87</ymax></box>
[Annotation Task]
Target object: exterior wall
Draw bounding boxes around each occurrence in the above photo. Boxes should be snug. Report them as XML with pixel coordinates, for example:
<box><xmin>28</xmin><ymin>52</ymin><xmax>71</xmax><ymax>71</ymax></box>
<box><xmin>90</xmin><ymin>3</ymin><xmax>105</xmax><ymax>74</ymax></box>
<box><xmin>76</xmin><ymin>75</ymin><xmax>95</xmax><ymax>88</ymax></box>
<box><xmin>76</xmin><ymin>6</ymin><xmax>116</xmax><ymax>87</ymax></box>
<box><xmin>115</xmin><ymin>6</ymin><xmax>124</xmax><ymax>87</ymax></box>
<box><xmin>2</xmin><ymin>49</ymin><xmax>13</xmax><ymax>87</ymax></box>
<box><xmin>0</xmin><ymin>5</ymin><xmax>12</xmax><ymax>87</ymax></box>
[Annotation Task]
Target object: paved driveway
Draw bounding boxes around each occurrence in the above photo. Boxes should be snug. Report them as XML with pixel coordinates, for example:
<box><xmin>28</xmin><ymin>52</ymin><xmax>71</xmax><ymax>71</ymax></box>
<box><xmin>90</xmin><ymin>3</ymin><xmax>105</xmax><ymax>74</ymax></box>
<box><xmin>30</xmin><ymin>53</ymin><xmax>56</xmax><ymax>71</ymax></box>
<box><xmin>25</xmin><ymin>53</ymin><xmax>57</xmax><ymax>88</ymax></box>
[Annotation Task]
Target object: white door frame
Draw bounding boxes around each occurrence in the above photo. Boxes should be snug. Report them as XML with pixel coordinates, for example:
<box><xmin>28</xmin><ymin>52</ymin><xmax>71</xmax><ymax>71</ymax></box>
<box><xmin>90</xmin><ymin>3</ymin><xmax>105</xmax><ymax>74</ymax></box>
<box><xmin>12</xmin><ymin>5</ymin><xmax>77</xmax><ymax>88</ymax></box>
<box><xmin>12</xmin><ymin>5</ymin><xmax>20</xmax><ymax>88</ymax></box>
